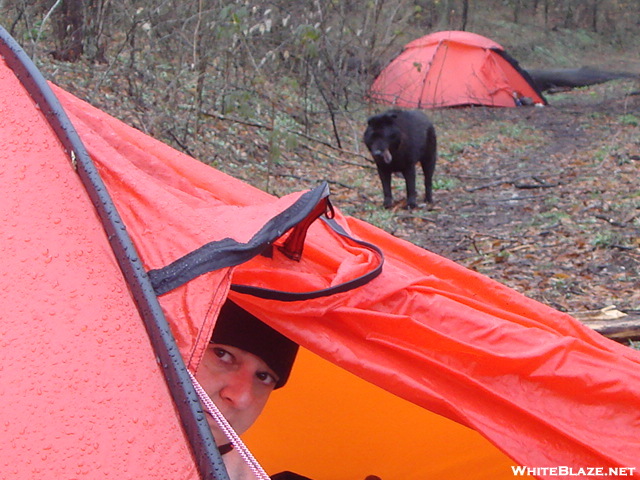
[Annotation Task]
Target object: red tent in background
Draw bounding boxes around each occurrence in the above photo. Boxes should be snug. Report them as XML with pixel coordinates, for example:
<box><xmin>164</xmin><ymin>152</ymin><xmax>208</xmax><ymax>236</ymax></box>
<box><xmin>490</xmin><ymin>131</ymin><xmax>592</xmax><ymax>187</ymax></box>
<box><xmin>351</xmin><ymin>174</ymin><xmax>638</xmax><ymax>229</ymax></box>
<box><xmin>368</xmin><ymin>30</ymin><xmax>547</xmax><ymax>108</ymax></box>
<box><xmin>2</xmin><ymin>25</ymin><xmax>639</xmax><ymax>480</ymax></box>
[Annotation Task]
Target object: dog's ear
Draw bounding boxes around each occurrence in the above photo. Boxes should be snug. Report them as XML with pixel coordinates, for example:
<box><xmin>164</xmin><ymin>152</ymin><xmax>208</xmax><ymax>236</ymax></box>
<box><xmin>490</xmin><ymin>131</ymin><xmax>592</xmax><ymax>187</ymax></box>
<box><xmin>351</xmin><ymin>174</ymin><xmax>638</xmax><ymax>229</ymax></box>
<box><xmin>368</xmin><ymin>113</ymin><xmax>393</xmax><ymax>128</ymax></box>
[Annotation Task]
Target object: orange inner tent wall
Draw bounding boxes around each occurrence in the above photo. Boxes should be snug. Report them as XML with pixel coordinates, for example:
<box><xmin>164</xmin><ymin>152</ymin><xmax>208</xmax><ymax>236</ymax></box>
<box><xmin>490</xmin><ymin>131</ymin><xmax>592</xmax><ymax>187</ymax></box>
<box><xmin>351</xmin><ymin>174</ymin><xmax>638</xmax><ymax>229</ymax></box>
<box><xmin>245</xmin><ymin>348</ymin><xmax>518</xmax><ymax>480</ymax></box>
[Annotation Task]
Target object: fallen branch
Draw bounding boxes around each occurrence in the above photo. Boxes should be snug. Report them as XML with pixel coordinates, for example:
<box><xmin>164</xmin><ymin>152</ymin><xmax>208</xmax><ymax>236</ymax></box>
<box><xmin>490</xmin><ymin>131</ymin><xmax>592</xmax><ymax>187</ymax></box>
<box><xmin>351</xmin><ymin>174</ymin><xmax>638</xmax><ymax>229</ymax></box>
<box><xmin>514</xmin><ymin>181</ymin><xmax>560</xmax><ymax>189</ymax></box>
<box><xmin>571</xmin><ymin>306</ymin><xmax>640</xmax><ymax>340</ymax></box>
<box><xmin>396</xmin><ymin>213</ymin><xmax>437</xmax><ymax>223</ymax></box>
<box><xmin>526</xmin><ymin>67</ymin><xmax>639</xmax><ymax>92</ymax></box>
<box><xmin>466</xmin><ymin>178</ymin><xmax>511</xmax><ymax>191</ymax></box>
<box><xmin>273</xmin><ymin>173</ymin><xmax>356</xmax><ymax>190</ymax></box>
<box><xmin>300</xmin><ymin>142</ymin><xmax>373</xmax><ymax>170</ymax></box>
<box><xmin>583</xmin><ymin>316</ymin><xmax>640</xmax><ymax>340</ymax></box>
<box><xmin>483</xmin><ymin>194</ymin><xmax>547</xmax><ymax>203</ymax></box>
<box><xmin>200</xmin><ymin>109</ymin><xmax>370</xmax><ymax>162</ymax></box>
<box><xmin>594</xmin><ymin>214</ymin><xmax>635</xmax><ymax>228</ymax></box>
<box><xmin>468</xmin><ymin>175</ymin><xmax>559</xmax><ymax>192</ymax></box>
<box><xmin>167</xmin><ymin>130</ymin><xmax>194</xmax><ymax>157</ymax></box>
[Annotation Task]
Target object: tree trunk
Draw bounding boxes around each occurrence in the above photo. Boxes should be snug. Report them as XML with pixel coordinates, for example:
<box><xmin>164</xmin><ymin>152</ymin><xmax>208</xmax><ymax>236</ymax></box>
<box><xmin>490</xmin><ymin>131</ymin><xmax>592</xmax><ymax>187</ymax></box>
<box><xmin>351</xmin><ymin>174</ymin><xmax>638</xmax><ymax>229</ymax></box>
<box><xmin>461</xmin><ymin>0</ymin><xmax>469</xmax><ymax>30</ymax></box>
<box><xmin>562</xmin><ymin>0</ymin><xmax>575</xmax><ymax>28</ymax></box>
<box><xmin>543</xmin><ymin>0</ymin><xmax>549</xmax><ymax>30</ymax></box>
<box><xmin>83</xmin><ymin>0</ymin><xmax>108</xmax><ymax>63</ymax></box>
<box><xmin>52</xmin><ymin>0</ymin><xmax>84</xmax><ymax>62</ymax></box>
<box><xmin>437</xmin><ymin>0</ymin><xmax>451</xmax><ymax>30</ymax></box>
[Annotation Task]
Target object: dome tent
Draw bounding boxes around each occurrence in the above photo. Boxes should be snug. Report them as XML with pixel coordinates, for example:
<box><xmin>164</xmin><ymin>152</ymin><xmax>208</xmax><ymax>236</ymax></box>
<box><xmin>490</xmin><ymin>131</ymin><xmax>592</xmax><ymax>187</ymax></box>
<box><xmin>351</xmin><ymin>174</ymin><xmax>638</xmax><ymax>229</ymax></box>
<box><xmin>1</xmin><ymin>25</ymin><xmax>639</xmax><ymax>480</ymax></box>
<box><xmin>368</xmin><ymin>30</ymin><xmax>547</xmax><ymax>108</ymax></box>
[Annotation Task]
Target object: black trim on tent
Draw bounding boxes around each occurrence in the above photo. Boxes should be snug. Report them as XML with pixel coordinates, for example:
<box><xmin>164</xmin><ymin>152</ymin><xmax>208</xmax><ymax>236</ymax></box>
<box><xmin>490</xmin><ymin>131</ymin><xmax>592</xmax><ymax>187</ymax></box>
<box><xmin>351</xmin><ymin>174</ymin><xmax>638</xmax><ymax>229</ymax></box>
<box><xmin>149</xmin><ymin>183</ymin><xmax>332</xmax><ymax>296</ymax></box>
<box><xmin>491</xmin><ymin>48</ymin><xmax>548</xmax><ymax>105</ymax></box>
<box><xmin>229</xmin><ymin>217</ymin><xmax>384</xmax><ymax>301</ymax></box>
<box><xmin>0</xmin><ymin>25</ymin><xmax>229</xmax><ymax>480</ymax></box>
<box><xmin>148</xmin><ymin>183</ymin><xmax>384</xmax><ymax>300</ymax></box>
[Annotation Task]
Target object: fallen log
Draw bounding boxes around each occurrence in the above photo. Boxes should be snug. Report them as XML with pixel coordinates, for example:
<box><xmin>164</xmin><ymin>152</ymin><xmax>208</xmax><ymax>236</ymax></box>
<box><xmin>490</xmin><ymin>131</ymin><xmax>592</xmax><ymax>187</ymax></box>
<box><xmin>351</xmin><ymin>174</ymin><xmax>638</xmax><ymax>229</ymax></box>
<box><xmin>570</xmin><ymin>306</ymin><xmax>640</xmax><ymax>341</ymax></box>
<box><xmin>525</xmin><ymin>67</ymin><xmax>639</xmax><ymax>92</ymax></box>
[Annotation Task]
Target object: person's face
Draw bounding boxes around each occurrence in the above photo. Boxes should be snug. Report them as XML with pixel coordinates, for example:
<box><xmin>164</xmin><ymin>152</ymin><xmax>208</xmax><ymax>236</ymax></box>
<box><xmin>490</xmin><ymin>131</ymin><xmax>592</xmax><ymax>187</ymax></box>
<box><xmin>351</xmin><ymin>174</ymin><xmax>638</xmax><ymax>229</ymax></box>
<box><xmin>196</xmin><ymin>343</ymin><xmax>278</xmax><ymax>445</ymax></box>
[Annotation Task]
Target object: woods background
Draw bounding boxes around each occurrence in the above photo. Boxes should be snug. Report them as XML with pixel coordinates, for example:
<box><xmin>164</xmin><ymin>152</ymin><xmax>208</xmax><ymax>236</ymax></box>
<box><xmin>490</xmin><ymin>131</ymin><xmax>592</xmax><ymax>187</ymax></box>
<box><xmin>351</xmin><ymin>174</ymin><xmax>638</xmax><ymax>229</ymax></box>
<box><xmin>3</xmin><ymin>0</ymin><xmax>638</xmax><ymax>145</ymax></box>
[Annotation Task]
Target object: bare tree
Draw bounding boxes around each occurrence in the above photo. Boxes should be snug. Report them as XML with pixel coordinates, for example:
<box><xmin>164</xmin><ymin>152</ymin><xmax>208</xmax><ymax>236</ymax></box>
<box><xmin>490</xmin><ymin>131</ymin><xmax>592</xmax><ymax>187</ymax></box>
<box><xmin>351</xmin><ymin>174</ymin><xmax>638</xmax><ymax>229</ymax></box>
<box><xmin>590</xmin><ymin>0</ymin><xmax>600</xmax><ymax>32</ymax></box>
<box><xmin>83</xmin><ymin>0</ymin><xmax>109</xmax><ymax>62</ymax></box>
<box><xmin>51</xmin><ymin>0</ymin><xmax>84</xmax><ymax>61</ymax></box>
<box><xmin>436</xmin><ymin>0</ymin><xmax>452</xmax><ymax>29</ymax></box>
<box><xmin>461</xmin><ymin>0</ymin><xmax>469</xmax><ymax>29</ymax></box>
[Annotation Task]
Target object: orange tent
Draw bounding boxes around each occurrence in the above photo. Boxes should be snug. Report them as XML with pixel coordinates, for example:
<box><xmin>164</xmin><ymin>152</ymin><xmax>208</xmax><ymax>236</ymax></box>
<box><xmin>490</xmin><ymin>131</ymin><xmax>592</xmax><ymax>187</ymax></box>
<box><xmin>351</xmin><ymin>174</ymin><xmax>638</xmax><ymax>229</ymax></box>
<box><xmin>368</xmin><ymin>30</ymin><xmax>547</xmax><ymax>108</ymax></box>
<box><xmin>2</xmin><ymin>25</ymin><xmax>639</xmax><ymax>480</ymax></box>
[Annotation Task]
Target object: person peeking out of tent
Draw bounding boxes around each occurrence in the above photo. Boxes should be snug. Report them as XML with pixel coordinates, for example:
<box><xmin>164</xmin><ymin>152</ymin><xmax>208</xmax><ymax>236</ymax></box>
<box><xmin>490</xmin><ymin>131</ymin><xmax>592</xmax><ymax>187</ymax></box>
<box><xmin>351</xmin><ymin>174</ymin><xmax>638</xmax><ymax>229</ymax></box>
<box><xmin>195</xmin><ymin>299</ymin><xmax>306</xmax><ymax>480</ymax></box>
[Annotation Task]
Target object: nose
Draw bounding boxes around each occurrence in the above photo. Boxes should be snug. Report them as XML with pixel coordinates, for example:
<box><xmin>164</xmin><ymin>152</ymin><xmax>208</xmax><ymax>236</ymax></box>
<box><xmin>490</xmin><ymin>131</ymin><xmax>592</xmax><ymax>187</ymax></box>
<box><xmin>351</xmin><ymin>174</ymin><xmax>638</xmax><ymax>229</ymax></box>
<box><xmin>219</xmin><ymin>369</ymin><xmax>254</xmax><ymax>410</ymax></box>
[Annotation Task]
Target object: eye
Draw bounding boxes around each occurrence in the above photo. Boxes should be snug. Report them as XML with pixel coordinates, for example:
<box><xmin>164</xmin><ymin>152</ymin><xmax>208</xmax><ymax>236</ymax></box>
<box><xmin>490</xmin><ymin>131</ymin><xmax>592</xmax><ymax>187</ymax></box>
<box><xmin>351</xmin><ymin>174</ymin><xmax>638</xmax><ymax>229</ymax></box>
<box><xmin>213</xmin><ymin>347</ymin><xmax>234</xmax><ymax>364</ymax></box>
<box><xmin>256</xmin><ymin>371</ymin><xmax>278</xmax><ymax>387</ymax></box>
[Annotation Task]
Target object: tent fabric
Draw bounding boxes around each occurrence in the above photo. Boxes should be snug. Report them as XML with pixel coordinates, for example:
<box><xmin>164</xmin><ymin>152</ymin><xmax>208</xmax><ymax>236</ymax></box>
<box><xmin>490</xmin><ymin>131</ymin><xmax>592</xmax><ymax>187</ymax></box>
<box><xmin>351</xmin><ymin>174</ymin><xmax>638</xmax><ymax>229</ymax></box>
<box><xmin>51</xmin><ymin>84</ymin><xmax>385</xmax><ymax>372</ymax></box>
<box><xmin>368</xmin><ymin>30</ymin><xmax>547</xmax><ymax>108</ymax></box>
<box><xmin>55</xmin><ymin>76</ymin><xmax>640</xmax><ymax>477</ymax></box>
<box><xmin>1</xmin><ymin>25</ymin><xmax>237</xmax><ymax>479</ymax></box>
<box><xmin>3</xmin><ymin>30</ymin><xmax>640</xmax><ymax>480</ymax></box>
<box><xmin>0</xmin><ymin>53</ymin><xmax>202</xmax><ymax>479</ymax></box>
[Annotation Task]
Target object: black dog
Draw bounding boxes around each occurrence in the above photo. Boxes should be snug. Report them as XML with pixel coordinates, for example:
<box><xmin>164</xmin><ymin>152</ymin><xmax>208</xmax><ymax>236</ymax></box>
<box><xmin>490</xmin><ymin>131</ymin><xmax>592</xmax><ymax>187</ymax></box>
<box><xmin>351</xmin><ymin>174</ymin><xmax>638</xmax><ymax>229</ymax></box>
<box><xmin>363</xmin><ymin>109</ymin><xmax>437</xmax><ymax>209</ymax></box>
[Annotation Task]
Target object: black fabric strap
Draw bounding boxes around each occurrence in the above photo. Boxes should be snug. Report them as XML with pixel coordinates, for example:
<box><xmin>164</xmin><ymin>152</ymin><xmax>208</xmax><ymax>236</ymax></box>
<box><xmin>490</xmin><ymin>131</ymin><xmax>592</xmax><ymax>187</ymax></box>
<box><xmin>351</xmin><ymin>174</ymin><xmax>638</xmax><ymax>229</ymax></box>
<box><xmin>149</xmin><ymin>183</ymin><xmax>331</xmax><ymax>296</ymax></box>
<box><xmin>148</xmin><ymin>184</ymin><xmax>383</xmax><ymax>301</ymax></box>
<box><xmin>229</xmin><ymin>217</ymin><xmax>383</xmax><ymax>301</ymax></box>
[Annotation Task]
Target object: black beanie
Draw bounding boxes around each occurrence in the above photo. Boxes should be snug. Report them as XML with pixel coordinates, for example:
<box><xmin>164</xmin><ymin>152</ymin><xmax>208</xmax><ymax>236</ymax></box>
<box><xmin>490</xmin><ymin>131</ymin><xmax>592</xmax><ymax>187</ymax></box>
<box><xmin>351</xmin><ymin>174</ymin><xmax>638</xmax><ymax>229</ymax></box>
<box><xmin>211</xmin><ymin>300</ymin><xmax>298</xmax><ymax>389</ymax></box>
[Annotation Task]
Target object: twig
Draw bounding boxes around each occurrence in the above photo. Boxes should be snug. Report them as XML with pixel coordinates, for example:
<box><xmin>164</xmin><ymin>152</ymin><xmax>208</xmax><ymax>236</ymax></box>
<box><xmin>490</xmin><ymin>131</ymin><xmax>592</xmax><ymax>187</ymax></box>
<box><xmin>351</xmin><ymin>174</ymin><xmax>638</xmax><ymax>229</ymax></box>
<box><xmin>396</xmin><ymin>213</ymin><xmax>437</xmax><ymax>223</ymax></box>
<box><xmin>609</xmin><ymin>244</ymin><xmax>637</xmax><ymax>251</ymax></box>
<box><xmin>483</xmin><ymin>194</ymin><xmax>547</xmax><ymax>203</ymax></box>
<box><xmin>594</xmin><ymin>214</ymin><xmax>637</xmax><ymax>228</ymax></box>
<box><xmin>273</xmin><ymin>173</ymin><xmax>356</xmax><ymax>190</ymax></box>
<box><xmin>300</xmin><ymin>143</ymin><xmax>374</xmax><ymax>170</ymax></box>
<box><xmin>468</xmin><ymin>174</ymin><xmax>559</xmax><ymax>191</ymax></box>
<box><xmin>167</xmin><ymin>130</ymin><xmax>194</xmax><ymax>157</ymax></box>
<box><xmin>466</xmin><ymin>180</ymin><xmax>506</xmax><ymax>191</ymax></box>
<box><xmin>35</xmin><ymin>0</ymin><xmax>63</xmax><ymax>52</ymax></box>
<box><xmin>93</xmin><ymin>20</ymin><xmax>141</xmax><ymax>95</ymax></box>
<box><xmin>514</xmin><ymin>182</ymin><xmax>560</xmax><ymax>189</ymax></box>
<box><xmin>200</xmin><ymin>109</ymin><xmax>371</xmax><ymax>162</ymax></box>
